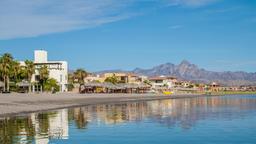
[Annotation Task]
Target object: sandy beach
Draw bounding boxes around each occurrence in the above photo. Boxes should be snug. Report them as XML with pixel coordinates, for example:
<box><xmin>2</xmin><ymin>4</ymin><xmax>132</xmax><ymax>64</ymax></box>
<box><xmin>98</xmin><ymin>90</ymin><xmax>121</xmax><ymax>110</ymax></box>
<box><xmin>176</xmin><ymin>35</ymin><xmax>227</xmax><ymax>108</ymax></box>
<box><xmin>0</xmin><ymin>93</ymin><xmax>207</xmax><ymax>117</ymax></box>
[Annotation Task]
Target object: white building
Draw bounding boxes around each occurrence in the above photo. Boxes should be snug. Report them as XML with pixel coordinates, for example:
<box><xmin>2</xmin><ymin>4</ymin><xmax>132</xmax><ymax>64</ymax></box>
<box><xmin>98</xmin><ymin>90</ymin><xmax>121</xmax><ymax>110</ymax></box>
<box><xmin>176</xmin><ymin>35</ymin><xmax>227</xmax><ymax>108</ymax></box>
<box><xmin>149</xmin><ymin>76</ymin><xmax>177</xmax><ymax>89</ymax></box>
<box><xmin>32</xmin><ymin>50</ymin><xmax>68</xmax><ymax>92</ymax></box>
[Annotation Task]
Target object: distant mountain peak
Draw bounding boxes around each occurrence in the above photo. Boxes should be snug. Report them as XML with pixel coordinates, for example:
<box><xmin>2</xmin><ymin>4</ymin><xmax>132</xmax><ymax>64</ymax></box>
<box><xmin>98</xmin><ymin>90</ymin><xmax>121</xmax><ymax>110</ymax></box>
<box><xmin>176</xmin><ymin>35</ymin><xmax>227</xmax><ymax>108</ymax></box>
<box><xmin>96</xmin><ymin>60</ymin><xmax>256</xmax><ymax>86</ymax></box>
<box><xmin>165</xmin><ymin>62</ymin><xmax>174</xmax><ymax>65</ymax></box>
<box><xmin>180</xmin><ymin>60</ymin><xmax>191</xmax><ymax>65</ymax></box>
<box><xmin>131</xmin><ymin>60</ymin><xmax>256</xmax><ymax>86</ymax></box>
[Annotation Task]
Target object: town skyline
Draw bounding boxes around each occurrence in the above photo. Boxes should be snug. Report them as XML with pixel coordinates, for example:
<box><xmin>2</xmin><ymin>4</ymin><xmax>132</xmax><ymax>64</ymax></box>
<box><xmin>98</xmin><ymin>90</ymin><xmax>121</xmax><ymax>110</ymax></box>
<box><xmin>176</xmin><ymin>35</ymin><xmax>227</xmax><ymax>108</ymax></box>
<box><xmin>0</xmin><ymin>0</ymin><xmax>255</xmax><ymax>72</ymax></box>
<box><xmin>2</xmin><ymin>50</ymin><xmax>256</xmax><ymax>74</ymax></box>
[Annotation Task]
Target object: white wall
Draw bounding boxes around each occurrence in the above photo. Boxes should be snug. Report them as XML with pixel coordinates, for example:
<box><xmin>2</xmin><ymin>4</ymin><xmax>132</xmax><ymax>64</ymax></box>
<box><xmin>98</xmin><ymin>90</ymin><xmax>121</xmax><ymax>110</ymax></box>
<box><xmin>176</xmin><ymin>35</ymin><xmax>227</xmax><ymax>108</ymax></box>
<box><xmin>48</xmin><ymin>61</ymin><xmax>68</xmax><ymax>92</ymax></box>
<box><xmin>150</xmin><ymin>79</ymin><xmax>174</xmax><ymax>89</ymax></box>
<box><xmin>32</xmin><ymin>50</ymin><xmax>68</xmax><ymax>92</ymax></box>
<box><xmin>34</xmin><ymin>50</ymin><xmax>48</xmax><ymax>63</ymax></box>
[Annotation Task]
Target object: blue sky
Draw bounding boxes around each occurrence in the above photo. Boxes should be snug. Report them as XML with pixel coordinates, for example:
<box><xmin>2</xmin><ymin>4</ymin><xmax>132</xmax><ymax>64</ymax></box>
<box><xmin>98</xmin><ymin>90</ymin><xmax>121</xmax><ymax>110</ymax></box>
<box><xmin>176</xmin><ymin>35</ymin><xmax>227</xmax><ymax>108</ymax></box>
<box><xmin>0</xmin><ymin>0</ymin><xmax>255</xmax><ymax>72</ymax></box>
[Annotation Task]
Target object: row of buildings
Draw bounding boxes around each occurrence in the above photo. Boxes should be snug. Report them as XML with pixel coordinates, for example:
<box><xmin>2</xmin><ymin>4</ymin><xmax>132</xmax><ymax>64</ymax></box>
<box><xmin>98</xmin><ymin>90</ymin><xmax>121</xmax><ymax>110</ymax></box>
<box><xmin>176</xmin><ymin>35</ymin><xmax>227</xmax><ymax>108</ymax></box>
<box><xmin>84</xmin><ymin>73</ymin><xmax>178</xmax><ymax>89</ymax></box>
<box><xmin>4</xmin><ymin>50</ymin><xmax>254</xmax><ymax>94</ymax></box>
<box><xmin>79</xmin><ymin>73</ymin><xmax>209</xmax><ymax>94</ymax></box>
<box><xmin>80</xmin><ymin>72</ymin><xmax>256</xmax><ymax>94</ymax></box>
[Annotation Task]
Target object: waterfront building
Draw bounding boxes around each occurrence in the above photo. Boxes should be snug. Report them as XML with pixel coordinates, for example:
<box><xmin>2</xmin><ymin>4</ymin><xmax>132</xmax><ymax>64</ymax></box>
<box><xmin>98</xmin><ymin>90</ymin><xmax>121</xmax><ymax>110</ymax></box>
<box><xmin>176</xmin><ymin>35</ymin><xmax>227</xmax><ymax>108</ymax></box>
<box><xmin>101</xmin><ymin>72</ymin><xmax>143</xmax><ymax>84</ymax></box>
<box><xmin>84</xmin><ymin>74</ymin><xmax>104</xmax><ymax>83</ymax></box>
<box><xmin>149</xmin><ymin>76</ymin><xmax>177</xmax><ymax>89</ymax></box>
<box><xmin>20</xmin><ymin>50</ymin><xmax>68</xmax><ymax>92</ymax></box>
<box><xmin>33</xmin><ymin>50</ymin><xmax>68</xmax><ymax>92</ymax></box>
<box><xmin>210</xmin><ymin>82</ymin><xmax>220</xmax><ymax>92</ymax></box>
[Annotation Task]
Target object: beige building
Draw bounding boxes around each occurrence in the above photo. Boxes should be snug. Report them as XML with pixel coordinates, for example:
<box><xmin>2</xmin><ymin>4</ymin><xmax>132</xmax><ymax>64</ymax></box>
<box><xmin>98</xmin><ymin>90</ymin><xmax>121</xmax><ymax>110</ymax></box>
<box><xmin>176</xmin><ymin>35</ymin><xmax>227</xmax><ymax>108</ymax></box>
<box><xmin>210</xmin><ymin>82</ymin><xmax>221</xmax><ymax>92</ymax></box>
<box><xmin>84</xmin><ymin>74</ymin><xmax>105</xmax><ymax>83</ymax></box>
<box><xmin>100</xmin><ymin>72</ymin><xmax>143</xmax><ymax>84</ymax></box>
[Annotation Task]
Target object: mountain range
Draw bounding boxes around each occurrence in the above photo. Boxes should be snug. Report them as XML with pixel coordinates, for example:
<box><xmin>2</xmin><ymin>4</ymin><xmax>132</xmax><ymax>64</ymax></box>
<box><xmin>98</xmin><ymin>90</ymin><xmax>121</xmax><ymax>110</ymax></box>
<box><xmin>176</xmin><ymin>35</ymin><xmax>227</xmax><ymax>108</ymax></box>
<box><xmin>96</xmin><ymin>60</ymin><xmax>256</xmax><ymax>86</ymax></box>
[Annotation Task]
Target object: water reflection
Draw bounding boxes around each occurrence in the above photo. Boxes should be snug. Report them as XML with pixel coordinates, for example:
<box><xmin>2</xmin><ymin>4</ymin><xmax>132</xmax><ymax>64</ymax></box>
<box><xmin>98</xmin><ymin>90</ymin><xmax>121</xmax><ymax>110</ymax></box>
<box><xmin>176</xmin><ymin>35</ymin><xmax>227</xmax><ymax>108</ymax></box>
<box><xmin>0</xmin><ymin>109</ymin><xmax>68</xmax><ymax>144</ymax></box>
<box><xmin>0</xmin><ymin>95</ymin><xmax>256</xmax><ymax>143</ymax></box>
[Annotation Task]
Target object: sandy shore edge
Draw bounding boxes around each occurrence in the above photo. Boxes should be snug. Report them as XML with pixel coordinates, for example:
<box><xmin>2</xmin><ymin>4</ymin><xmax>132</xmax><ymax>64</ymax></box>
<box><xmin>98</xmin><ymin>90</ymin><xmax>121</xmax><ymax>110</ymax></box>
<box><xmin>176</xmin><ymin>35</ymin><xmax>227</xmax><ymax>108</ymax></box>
<box><xmin>0</xmin><ymin>93</ymin><xmax>210</xmax><ymax>118</ymax></box>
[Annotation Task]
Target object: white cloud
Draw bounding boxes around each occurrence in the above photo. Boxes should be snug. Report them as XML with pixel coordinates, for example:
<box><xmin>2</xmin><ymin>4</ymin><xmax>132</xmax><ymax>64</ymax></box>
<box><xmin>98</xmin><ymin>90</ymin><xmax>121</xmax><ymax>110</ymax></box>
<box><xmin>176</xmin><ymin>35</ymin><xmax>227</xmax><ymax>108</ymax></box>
<box><xmin>0</xmin><ymin>0</ymin><xmax>138</xmax><ymax>40</ymax></box>
<box><xmin>0</xmin><ymin>0</ymin><xmax>219</xmax><ymax>40</ymax></box>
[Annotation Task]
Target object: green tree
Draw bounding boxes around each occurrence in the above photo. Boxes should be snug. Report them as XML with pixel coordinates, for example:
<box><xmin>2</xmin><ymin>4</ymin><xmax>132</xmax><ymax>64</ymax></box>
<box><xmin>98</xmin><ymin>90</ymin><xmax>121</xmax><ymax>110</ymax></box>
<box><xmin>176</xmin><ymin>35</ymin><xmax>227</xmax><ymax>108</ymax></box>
<box><xmin>39</xmin><ymin>65</ymin><xmax>49</xmax><ymax>91</ymax></box>
<box><xmin>10</xmin><ymin>60</ymin><xmax>21</xmax><ymax>83</ymax></box>
<box><xmin>104</xmin><ymin>74</ymin><xmax>120</xmax><ymax>84</ymax></box>
<box><xmin>18</xmin><ymin>68</ymin><xmax>27</xmax><ymax>81</ymax></box>
<box><xmin>68</xmin><ymin>73</ymin><xmax>74</xmax><ymax>83</ymax></box>
<box><xmin>67</xmin><ymin>73</ymin><xmax>74</xmax><ymax>91</ymax></box>
<box><xmin>0</xmin><ymin>53</ymin><xmax>14</xmax><ymax>92</ymax></box>
<box><xmin>143</xmin><ymin>80</ymin><xmax>151</xmax><ymax>86</ymax></box>
<box><xmin>44</xmin><ymin>78</ymin><xmax>60</xmax><ymax>92</ymax></box>
<box><xmin>74</xmin><ymin>69</ymin><xmax>88</xmax><ymax>84</ymax></box>
<box><xmin>24</xmin><ymin>60</ymin><xmax>35</xmax><ymax>92</ymax></box>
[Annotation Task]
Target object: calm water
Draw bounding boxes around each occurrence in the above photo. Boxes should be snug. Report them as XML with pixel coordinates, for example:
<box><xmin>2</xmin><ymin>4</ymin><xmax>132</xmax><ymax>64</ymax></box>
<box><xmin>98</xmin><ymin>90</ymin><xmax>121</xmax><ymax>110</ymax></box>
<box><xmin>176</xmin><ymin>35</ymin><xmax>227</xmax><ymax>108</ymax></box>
<box><xmin>1</xmin><ymin>95</ymin><xmax>256</xmax><ymax>144</ymax></box>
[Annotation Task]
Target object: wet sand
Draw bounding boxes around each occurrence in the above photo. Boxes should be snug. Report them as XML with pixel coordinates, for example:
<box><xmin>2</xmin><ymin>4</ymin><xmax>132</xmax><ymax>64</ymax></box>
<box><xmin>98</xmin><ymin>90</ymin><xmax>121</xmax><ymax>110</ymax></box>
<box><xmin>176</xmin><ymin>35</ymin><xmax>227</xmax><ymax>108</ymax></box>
<box><xmin>0</xmin><ymin>93</ymin><xmax>206</xmax><ymax>117</ymax></box>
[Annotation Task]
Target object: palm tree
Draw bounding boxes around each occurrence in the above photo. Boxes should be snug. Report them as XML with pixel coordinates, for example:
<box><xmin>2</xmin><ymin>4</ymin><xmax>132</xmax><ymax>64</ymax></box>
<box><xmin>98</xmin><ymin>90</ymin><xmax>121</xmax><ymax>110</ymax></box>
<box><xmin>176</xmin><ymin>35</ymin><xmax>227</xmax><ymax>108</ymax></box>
<box><xmin>74</xmin><ymin>69</ymin><xmax>88</xmax><ymax>84</ymax></box>
<box><xmin>68</xmin><ymin>73</ymin><xmax>74</xmax><ymax>84</ymax></box>
<box><xmin>39</xmin><ymin>65</ymin><xmax>49</xmax><ymax>91</ymax></box>
<box><xmin>11</xmin><ymin>60</ymin><xmax>21</xmax><ymax>83</ymax></box>
<box><xmin>24</xmin><ymin>60</ymin><xmax>35</xmax><ymax>92</ymax></box>
<box><xmin>67</xmin><ymin>73</ymin><xmax>75</xmax><ymax>91</ymax></box>
<box><xmin>0</xmin><ymin>53</ymin><xmax>14</xmax><ymax>92</ymax></box>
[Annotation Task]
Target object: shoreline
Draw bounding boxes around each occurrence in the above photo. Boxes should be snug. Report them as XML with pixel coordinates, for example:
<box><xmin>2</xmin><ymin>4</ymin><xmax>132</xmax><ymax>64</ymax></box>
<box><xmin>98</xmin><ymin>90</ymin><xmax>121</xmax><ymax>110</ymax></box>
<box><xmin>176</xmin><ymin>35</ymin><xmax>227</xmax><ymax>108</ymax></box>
<box><xmin>0</xmin><ymin>93</ymin><xmax>243</xmax><ymax>118</ymax></box>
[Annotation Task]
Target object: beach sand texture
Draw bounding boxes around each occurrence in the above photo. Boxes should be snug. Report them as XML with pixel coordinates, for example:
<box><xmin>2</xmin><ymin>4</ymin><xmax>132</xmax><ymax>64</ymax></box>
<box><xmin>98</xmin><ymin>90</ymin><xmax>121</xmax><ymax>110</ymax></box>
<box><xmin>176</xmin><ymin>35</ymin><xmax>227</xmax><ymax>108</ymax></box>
<box><xmin>0</xmin><ymin>93</ymin><xmax>203</xmax><ymax>117</ymax></box>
